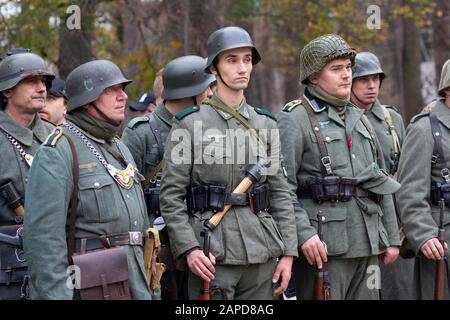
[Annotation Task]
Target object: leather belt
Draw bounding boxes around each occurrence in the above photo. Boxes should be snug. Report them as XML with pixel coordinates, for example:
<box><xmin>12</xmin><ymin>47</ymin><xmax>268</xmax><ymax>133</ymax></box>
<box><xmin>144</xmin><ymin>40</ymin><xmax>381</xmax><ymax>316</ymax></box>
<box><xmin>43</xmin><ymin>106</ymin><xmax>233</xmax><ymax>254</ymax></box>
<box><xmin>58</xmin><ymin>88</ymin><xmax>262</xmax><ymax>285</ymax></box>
<box><xmin>297</xmin><ymin>187</ymin><xmax>369</xmax><ymax>199</ymax></box>
<box><xmin>74</xmin><ymin>232</ymin><xmax>144</xmax><ymax>253</ymax></box>
<box><xmin>225</xmin><ymin>192</ymin><xmax>249</xmax><ymax>206</ymax></box>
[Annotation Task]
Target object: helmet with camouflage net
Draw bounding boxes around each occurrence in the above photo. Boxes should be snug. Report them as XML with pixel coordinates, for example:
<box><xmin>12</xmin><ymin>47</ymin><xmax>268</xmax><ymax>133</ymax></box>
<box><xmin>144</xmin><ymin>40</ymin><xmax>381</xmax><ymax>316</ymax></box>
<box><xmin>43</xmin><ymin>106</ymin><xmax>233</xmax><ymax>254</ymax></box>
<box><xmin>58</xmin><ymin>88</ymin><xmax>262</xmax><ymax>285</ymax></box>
<box><xmin>65</xmin><ymin>60</ymin><xmax>132</xmax><ymax>112</ymax></box>
<box><xmin>438</xmin><ymin>59</ymin><xmax>450</xmax><ymax>97</ymax></box>
<box><xmin>352</xmin><ymin>51</ymin><xmax>385</xmax><ymax>80</ymax></box>
<box><xmin>0</xmin><ymin>52</ymin><xmax>55</xmax><ymax>92</ymax></box>
<box><xmin>300</xmin><ymin>34</ymin><xmax>356</xmax><ymax>84</ymax></box>
<box><xmin>162</xmin><ymin>55</ymin><xmax>216</xmax><ymax>100</ymax></box>
<box><xmin>205</xmin><ymin>26</ymin><xmax>261</xmax><ymax>73</ymax></box>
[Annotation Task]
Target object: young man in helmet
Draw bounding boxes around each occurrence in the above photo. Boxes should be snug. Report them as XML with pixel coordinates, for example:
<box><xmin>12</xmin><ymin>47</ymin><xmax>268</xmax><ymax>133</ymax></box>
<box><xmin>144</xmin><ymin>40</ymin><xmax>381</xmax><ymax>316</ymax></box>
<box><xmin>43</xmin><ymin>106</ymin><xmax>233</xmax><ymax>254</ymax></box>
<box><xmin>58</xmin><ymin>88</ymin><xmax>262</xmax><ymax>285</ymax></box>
<box><xmin>122</xmin><ymin>55</ymin><xmax>215</xmax><ymax>300</ymax></box>
<box><xmin>0</xmin><ymin>51</ymin><xmax>55</xmax><ymax>299</ymax></box>
<box><xmin>396</xmin><ymin>59</ymin><xmax>450</xmax><ymax>300</ymax></box>
<box><xmin>351</xmin><ymin>52</ymin><xmax>405</xmax><ymax>177</ymax></box>
<box><xmin>278</xmin><ymin>35</ymin><xmax>400</xmax><ymax>300</ymax></box>
<box><xmin>350</xmin><ymin>52</ymin><xmax>412</xmax><ymax>300</ymax></box>
<box><xmin>159</xmin><ymin>26</ymin><xmax>298</xmax><ymax>300</ymax></box>
<box><xmin>23</xmin><ymin>60</ymin><xmax>151</xmax><ymax>300</ymax></box>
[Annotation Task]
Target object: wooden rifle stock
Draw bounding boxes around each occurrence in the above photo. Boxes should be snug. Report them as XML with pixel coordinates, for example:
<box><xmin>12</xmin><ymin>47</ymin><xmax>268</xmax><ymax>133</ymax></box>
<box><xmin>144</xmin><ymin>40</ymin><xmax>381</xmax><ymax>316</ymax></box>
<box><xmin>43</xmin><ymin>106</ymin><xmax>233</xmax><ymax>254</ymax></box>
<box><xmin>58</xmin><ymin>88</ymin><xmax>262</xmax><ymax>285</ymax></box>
<box><xmin>435</xmin><ymin>199</ymin><xmax>446</xmax><ymax>300</ymax></box>
<box><xmin>199</xmin><ymin>227</ymin><xmax>212</xmax><ymax>300</ymax></box>
<box><xmin>314</xmin><ymin>211</ymin><xmax>331</xmax><ymax>300</ymax></box>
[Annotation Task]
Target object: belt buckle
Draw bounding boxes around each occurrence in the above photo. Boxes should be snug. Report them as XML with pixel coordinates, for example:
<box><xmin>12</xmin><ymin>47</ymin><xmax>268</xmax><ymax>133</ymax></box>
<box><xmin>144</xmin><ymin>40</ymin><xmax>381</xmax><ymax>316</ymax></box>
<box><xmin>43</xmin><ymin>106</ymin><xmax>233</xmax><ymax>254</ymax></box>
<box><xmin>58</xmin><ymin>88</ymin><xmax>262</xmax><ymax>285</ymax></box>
<box><xmin>129</xmin><ymin>231</ymin><xmax>143</xmax><ymax>246</ymax></box>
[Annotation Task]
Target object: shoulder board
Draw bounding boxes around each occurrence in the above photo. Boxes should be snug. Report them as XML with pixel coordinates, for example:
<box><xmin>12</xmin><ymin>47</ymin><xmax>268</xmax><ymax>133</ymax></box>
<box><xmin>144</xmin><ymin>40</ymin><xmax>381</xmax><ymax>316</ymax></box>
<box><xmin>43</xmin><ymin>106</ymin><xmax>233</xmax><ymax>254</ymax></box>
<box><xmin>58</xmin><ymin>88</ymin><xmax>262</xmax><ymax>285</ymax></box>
<box><xmin>282</xmin><ymin>100</ymin><xmax>302</xmax><ymax>112</ymax></box>
<box><xmin>175</xmin><ymin>105</ymin><xmax>200</xmax><ymax>120</ymax></box>
<box><xmin>43</xmin><ymin>127</ymin><xmax>64</xmax><ymax>147</ymax></box>
<box><xmin>383</xmin><ymin>105</ymin><xmax>399</xmax><ymax>113</ymax></box>
<box><xmin>254</xmin><ymin>107</ymin><xmax>277</xmax><ymax>121</ymax></box>
<box><xmin>127</xmin><ymin>116</ymin><xmax>150</xmax><ymax>129</ymax></box>
<box><xmin>410</xmin><ymin>112</ymin><xmax>429</xmax><ymax>124</ymax></box>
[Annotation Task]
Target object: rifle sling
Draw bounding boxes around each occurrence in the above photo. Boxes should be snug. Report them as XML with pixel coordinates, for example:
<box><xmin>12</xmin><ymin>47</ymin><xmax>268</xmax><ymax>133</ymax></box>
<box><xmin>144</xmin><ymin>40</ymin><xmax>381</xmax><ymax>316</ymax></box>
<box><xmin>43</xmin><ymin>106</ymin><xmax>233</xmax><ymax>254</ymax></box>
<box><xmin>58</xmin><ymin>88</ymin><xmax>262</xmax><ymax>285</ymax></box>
<box><xmin>205</xmin><ymin>98</ymin><xmax>261</xmax><ymax>143</ymax></box>
<box><xmin>381</xmin><ymin>106</ymin><xmax>401</xmax><ymax>163</ymax></box>
<box><xmin>142</xmin><ymin>160</ymin><xmax>164</xmax><ymax>189</ymax></box>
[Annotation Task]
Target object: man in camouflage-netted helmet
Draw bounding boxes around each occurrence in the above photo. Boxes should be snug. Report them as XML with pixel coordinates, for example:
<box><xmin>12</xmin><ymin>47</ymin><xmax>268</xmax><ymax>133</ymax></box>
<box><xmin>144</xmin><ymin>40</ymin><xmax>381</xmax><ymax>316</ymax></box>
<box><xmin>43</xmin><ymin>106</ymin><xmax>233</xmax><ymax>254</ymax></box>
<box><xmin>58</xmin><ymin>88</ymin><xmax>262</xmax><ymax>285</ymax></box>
<box><xmin>278</xmin><ymin>35</ymin><xmax>401</xmax><ymax>300</ymax></box>
<box><xmin>0</xmin><ymin>51</ymin><xmax>55</xmax><ymax>299</ymax></box>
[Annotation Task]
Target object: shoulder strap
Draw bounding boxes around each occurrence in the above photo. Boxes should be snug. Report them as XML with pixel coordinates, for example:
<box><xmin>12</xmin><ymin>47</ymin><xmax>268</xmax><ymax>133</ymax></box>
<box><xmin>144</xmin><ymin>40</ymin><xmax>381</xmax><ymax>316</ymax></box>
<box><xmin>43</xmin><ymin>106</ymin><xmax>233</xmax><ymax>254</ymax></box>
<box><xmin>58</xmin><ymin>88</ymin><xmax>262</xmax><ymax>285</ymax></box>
<box><xmin>148</xmin><ymin>113</ymin><xmax>164</xmax><ymax>161</ymax></box>
<box><xmin>381</xmin><ymin>106</ymin><xmax>401</xmax><ymax>174</ymax></box>
<box><xmin>360</xmin><ymin>115</ymin><xmax>381</xmax><ymax>163</ymax></box>
<box><xmin>382</xmin><ymin>106</ymin><xmax>401</xmax><ymax>155</ymax></box>
<box><xmin>205</xmin><ymin>98</ymin><xmax>260</xmax><ymax>143</ymax></box>
<box><xmin>65</xmin><ymin>134</ymin><xmax>79</xmax><ymax>265</ymax></box>
<box><xmin>300</xmin><ymin>96</ymin><xmax>333</xmax><ymax>176</ymax></box>
<box><xmin>254</xmin><ymin>107</ymin><xmax>277</xmax><ymax>121</ymax></box>
<box><xmin>429</xmin><ymin>112</ymin><xmax>447</xmax><ymax>169</ymax></box>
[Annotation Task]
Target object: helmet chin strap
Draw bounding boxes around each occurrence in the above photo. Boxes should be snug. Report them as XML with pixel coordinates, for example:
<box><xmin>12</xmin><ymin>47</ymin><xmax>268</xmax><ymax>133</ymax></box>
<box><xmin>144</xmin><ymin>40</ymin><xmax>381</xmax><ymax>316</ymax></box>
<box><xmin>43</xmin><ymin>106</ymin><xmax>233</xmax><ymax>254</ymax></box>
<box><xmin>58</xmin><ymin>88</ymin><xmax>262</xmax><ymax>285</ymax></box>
<box><xmin>91</xmin><ymin>103</ymin><xmax>121</xmax><ymax>125</ymax></box>
<box><xmin>213</xmin><ymin>62</ymin><xmax>232</xmax><ymax>89</ymax></box>
<box><xmin>192</xmin><ymin>96</ymin><xmax>198</xmax><ymax>106</ymax></box>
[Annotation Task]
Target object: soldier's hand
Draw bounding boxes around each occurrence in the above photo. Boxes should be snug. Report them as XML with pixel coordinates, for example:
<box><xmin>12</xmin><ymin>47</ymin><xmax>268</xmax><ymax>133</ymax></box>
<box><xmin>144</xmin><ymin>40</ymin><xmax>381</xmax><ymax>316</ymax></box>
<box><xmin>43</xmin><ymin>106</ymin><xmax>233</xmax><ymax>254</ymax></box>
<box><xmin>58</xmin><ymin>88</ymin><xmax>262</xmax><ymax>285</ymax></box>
<box><xmin>300</xmin><ymin>234</ymin><xmax>328</xmax><ymax>269</ymax></box>
<box><xmin>380</xmin><ymin>246</ymin><xmax>399</xmax><ymax>265</ymax></box>
<box><xmin>272</xmin><ymin>256</ymin><xmax>293</xmax><ymax>297</ymax></box>
<box><xmin>421</xmin><ymin>238</ymin><xmax>446</xmax><ymax>260</ymax></box>
<box><xmin>187</xmin><ymin>249</ymin><xmax>216</xmax><ymax>282</ymax></box>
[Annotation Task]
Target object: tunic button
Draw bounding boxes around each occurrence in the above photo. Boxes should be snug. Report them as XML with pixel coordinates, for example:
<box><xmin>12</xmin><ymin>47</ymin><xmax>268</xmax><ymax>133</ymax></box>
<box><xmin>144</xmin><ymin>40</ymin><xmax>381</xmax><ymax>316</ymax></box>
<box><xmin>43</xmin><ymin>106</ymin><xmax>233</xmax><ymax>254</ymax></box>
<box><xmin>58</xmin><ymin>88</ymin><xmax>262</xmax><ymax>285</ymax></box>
<box><xmin>314</xmin><ymin>127</ymin><xmax>320</xmax><ymax>132</ymax></box>
<box><xmin>94</xmin><ymin>182</ymin><xmax>100</xmax><ymax>188</ymax></box>
<box><xmin>325</xmin><ymin>137</ymin><xmax>331</xmax><ymax>142</ymax></box>
<box><xmin>352</xmin><ymin>154</ymin><xmax>356</xmax><ymax>159</ymax></box>
<box><xmin>126</xmin><ymin>194</ymin><xmax>130</xmax><ymax>199</ymax></box>
<box><xmin>134</xmin><ymin>221</ymin><xmax>137</xmax><ymax>226</ymax></box>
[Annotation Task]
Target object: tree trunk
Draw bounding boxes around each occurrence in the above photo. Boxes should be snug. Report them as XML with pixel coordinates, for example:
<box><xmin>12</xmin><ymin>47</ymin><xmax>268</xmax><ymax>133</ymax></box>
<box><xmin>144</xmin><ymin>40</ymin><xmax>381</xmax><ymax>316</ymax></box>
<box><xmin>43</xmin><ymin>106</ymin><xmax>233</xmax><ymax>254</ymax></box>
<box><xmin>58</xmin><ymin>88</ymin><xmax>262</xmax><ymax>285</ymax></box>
<box><xmin>402</xmin><ymin>17</ymin><xmax>423</xmax><ymax>122</ymax></box>
<box><xmin>56</xmin><ymin>0</ymin><xmax>97</xmax><ymax>78</ymax></box>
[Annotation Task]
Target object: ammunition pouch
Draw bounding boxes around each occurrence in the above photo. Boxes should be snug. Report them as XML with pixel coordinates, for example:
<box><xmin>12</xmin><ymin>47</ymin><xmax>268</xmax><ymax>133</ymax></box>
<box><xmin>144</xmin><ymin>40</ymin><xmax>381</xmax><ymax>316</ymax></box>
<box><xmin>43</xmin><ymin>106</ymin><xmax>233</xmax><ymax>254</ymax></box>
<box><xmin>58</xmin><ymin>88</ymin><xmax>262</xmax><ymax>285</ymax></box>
<box><xmin>0</xmin><ymin>225</ymin><xmax>28</xmax><ymax>298</ymax></box>
<box><xmin>299</xmin><ymin>176</ymin><xmax>383</xmax><ymax>204</ymax></box>
<box><xmin>248</xmin><ymin>184</ymin><xmax>270</xmax><ymax>213</ymax></box>
<box><xmin>300</xmin><ymin>176</ymin><xmax>357</xmax><ymax>203</ymax></box>
<box><xmin>187</xmin><ymin>184</ymin><xmax>270</xmax><ymax>214</ymax></box>
<box><xmin>144</xmin><ymin>172</ymin><xmax>162</xmax><ymax>216</ymax></box>
<box><xmin>430</xmin><ymin>181</ymin><xmax>450</xmax><ymax>207</ymax></box>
